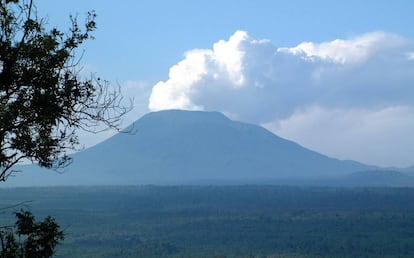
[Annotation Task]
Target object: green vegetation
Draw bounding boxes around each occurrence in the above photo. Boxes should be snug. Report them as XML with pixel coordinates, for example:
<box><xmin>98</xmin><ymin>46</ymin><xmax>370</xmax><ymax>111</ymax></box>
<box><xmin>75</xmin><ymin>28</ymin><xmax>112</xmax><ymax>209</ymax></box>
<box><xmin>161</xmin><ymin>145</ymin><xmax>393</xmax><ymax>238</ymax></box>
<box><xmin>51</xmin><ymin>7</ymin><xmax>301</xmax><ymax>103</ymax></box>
<box><xmin>1</xmin><ymin>185</ymin><xmax>414</xmax><ymax>257</ymax></box>
<box><xmin>0</xmin><ymin>1</ymin><xmax>130</xmax><ymax>255</ymax></box>
<box><xmin>0</xmin><ymin>210</ymin><xmax>64</xmax><ymax>257</ymax></box>
<box><xmin>0</xmin><ymin>0</ymin><xmax>129</xmax><ymax>181</ymax></box>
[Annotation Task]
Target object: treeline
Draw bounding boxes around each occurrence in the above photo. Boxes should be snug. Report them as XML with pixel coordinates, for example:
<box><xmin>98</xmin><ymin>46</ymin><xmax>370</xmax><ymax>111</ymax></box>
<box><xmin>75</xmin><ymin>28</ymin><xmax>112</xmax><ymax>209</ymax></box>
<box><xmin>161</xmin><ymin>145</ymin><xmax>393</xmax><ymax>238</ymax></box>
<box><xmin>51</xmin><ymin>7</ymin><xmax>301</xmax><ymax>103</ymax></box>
<box><xmin>1</xmin><ymin>185</ymin><xmax>414</xmax><ymax>257</ymax></box>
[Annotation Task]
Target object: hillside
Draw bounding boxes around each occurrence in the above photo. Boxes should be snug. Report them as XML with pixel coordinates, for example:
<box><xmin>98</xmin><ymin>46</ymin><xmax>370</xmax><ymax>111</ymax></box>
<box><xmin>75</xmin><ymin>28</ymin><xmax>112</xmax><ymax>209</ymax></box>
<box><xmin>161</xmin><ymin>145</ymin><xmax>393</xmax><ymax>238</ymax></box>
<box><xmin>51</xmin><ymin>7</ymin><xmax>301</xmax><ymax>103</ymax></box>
<box><xmin>6</xmin><ymin>110</ymin><xmax>374</xmax><ymax>186</ymax></box>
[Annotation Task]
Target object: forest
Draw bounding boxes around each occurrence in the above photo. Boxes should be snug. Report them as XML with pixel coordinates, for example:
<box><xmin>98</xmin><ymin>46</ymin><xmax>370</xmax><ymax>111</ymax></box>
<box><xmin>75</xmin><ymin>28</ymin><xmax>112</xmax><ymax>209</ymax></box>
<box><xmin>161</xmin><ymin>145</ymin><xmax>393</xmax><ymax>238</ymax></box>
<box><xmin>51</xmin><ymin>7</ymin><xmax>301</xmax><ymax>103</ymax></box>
<box><xmin>1</xmin><ymin>185</ymin><xmax>414</xmax><ymax>257</ymax></box>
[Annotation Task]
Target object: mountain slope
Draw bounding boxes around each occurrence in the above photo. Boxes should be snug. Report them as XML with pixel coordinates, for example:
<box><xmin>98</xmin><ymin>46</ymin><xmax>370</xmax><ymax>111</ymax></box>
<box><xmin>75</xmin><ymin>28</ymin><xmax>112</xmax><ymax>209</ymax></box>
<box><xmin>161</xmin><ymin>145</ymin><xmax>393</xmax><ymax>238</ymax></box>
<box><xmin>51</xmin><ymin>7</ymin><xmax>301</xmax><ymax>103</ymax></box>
<box><xmin>340</xmin><ymin>170</ymin><xmax>414</xmax><ymax>186</ymax></box>
<box><xmin>6</xmin><ymin>110</ymin><xmax>373</xmax><ymax>186</ymax></box>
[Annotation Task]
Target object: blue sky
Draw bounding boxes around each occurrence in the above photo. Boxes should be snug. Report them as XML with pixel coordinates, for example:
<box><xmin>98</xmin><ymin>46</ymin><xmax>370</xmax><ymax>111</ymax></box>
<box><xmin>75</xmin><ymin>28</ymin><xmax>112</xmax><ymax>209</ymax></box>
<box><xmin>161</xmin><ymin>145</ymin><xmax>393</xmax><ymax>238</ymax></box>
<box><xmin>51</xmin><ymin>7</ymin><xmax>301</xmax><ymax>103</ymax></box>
<box><xmin>38</xmin><ymin>1</ymin><xmax>414</xmax><ymax>167</ymax></box>
<box><xmin>39</xmin><ymin>0</ymin><xmax>413</xmax><ymax>80</ymax></box>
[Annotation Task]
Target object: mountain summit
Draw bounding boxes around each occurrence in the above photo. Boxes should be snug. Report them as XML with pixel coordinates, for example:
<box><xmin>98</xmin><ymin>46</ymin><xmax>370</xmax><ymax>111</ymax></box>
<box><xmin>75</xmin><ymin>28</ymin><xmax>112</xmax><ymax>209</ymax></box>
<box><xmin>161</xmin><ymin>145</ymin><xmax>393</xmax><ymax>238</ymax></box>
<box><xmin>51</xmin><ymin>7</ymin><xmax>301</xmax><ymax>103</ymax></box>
<box><xmin>8</xmin><ymin>110</ymin><xmax>372</xmax><ymax>186</ymax></box>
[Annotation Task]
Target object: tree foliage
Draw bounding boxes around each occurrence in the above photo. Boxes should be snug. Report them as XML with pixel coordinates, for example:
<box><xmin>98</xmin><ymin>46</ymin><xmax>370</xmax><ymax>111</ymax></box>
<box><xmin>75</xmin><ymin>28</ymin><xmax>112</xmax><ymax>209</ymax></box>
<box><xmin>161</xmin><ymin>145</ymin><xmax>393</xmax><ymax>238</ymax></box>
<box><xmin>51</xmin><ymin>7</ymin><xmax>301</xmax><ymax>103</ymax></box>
<box><xmin>0</xmin><ymin>210</ymin><xmax>64</xmax><ymax>258</ymax></box>
<box><xmin>0</xmin><ymin>0</ymin><xmax>130</xmax><ymax>181</ymax></box>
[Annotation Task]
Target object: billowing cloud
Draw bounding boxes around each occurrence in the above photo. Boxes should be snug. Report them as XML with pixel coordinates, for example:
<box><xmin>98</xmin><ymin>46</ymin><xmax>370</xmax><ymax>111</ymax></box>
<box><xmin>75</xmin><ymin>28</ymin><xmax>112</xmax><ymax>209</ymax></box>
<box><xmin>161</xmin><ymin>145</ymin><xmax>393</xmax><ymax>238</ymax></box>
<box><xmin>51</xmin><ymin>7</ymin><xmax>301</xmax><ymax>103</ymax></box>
<box><xmin>285</xmin><ymin>31</ymin><xmax>409</xmax><ymax>64</ymax></box>
<box><xmin>148</xmin><ymin>31</ymin><xmax>414</xmax><ymax>167</ymax></box>
<box><xmin>263</xmin><ymin>106</ymin><xmax>414</xmax><ymax>167</ymax></box>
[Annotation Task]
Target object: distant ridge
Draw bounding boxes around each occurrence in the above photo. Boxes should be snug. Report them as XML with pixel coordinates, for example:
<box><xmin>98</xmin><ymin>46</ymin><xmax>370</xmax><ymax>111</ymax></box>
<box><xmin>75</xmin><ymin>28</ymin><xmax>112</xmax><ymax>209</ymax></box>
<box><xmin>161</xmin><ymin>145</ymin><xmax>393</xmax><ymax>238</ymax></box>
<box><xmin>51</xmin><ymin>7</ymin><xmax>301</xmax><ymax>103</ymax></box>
<box><xmin>6</xmin><ymin>110</ymin><xmax>382</xmax><ymax>186</ymax></box>
<box><xmin>340</xmin><ymin>170</ymin><xmax>414</xmax><ymax>186</ymax></box>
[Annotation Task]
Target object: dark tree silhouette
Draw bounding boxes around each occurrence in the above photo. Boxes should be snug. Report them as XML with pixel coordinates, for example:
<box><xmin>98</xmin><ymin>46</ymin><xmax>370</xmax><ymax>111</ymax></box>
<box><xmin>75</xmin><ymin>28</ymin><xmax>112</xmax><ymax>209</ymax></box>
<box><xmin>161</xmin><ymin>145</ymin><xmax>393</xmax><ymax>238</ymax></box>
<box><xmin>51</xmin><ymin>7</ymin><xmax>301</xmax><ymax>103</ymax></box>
<box><xmin>0</xmin><ymin>0</ymin><xmax>131</xmax><ymax>181</ymax></box>
<box><xmin>0</xmin><ymin>210</ymin><xmax>64</xmax><ymax>258</ymax></box>
<box><xmin>0</xmin><ymin>0</ymin><xmax>132</xmax><ymax>256</ymax></box>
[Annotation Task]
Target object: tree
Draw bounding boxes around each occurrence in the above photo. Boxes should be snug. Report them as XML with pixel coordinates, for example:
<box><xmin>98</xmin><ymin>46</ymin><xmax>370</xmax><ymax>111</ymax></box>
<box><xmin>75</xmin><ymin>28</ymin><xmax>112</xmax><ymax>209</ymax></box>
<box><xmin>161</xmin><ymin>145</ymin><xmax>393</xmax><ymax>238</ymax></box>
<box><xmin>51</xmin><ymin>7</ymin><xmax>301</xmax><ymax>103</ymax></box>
<box><xmin>0</xmin><ymin>210</ymin><xmax>64</xmax><ymax>258</ymax></box>
<box><xmin>0</xmin><ymin>0</ymin><xmax>131</xmax><ymax>181</ymax></box>
<box><xmin>0</xmin><ymin>0</ymin><xmax>131</xmax><ymax>256</ymax></box>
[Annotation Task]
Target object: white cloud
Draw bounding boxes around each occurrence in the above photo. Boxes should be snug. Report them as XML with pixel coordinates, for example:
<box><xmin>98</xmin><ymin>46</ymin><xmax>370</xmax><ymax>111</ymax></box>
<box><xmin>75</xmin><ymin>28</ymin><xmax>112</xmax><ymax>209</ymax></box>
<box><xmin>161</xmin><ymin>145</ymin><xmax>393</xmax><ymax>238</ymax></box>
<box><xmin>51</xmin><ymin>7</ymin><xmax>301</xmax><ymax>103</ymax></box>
<box><xmin>149</xmin><ymin>30</ymin><xmax>251</xmax><ymax>112</ymax></box>
<box><xmin>264</xmin><ymin>106</ymin><xmax>414</xmax><ymax>167</ymax></box>
<box><xmin>284</xmin><ymin>32</ymin><xmax>409</xmax><ymax>64</ymax></box>
<box><xmin>148</xmin><ymin>31</ymin><xmax>414</xmax><ymax>167</ymax></box>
